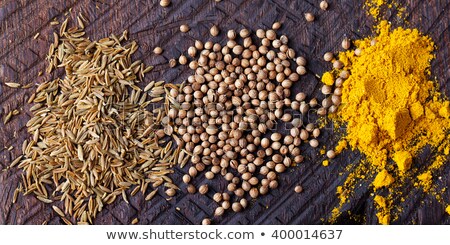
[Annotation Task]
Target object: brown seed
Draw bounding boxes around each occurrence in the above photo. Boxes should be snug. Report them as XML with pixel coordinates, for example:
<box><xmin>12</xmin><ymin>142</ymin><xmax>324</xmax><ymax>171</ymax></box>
<box><xmin>321</xmin><ymin>85</ymin><xmax>332</xmax><ymax>95</ymax></box>
<box><xmin>153</xmin><ymin>47</ymin><xmax>163</xmax><ymax>55</ymax></box>
<box><xmin>160</xmin><ymin>0</ymin><xmax>171</xmax><ymax>7</ymax></box>
<box><xmin>342</xmin><ymin>37</ymin><xmax>351</xmax><ymax>50</ymax></box>
<box><xmin>305</xmin><ymin>13</ymin><xmax>315</xmax><ymax>22</ymax></box>
<box><xmin>205</xmin><ymin>171</ymin><xmax>215</xmax><ymax>179</ymax></box>
<box><xmin>199</xmin><ymin>184</ymin><xmax>209</xmax><ymax>194</ymax></box>
<box><xmin>202</xmin><ymin>218</ymin><xmax>211</xmax><ymax>225</ymax></box>
<box><xmin>179</xmin><ymin>55</ymin><xmax>188</xmax><ymax>65</ymax></box>
<box><xmin>213</xmin><ymin>193</ymin><xmax>223</xmax><ymax>202</ymax></box>
<box><xmin>249</xmin><ymin>188</ymin><xmax>259</xmax><ymax>198</ymax></box>
<box><xmin>169</xmin><ymin>58</ymin><xmax>177</xmax><ymax>67</ymax></box>
<box><xmin>313</xmin><ymin>128</ymin><xmax>321</xmax><ymax>138</ymax></box>
<box><xmin>239</xmin><ymin>29</ymin><xmax>250</xmax><ymax>38</ymax></box>
<box><xmin>232</xmin><ymin>202</ymin><xmax>242</xmax><ymax>212</ymax></box>
<box><xmin>272</xmin><ymin>22</ymin><xmax>281</xmax><ymax>30</ymax></box>
<box><xmin>180</xmin><ymin>24</ymin><xmax>190</xmax><ymax>33</ymax></box>
<box><xmin>187</xmin><ymin>184</ymin><xmax>196</xmax><ymax>194</ymax></box>
<box><xmin>295</xmin><ymin>92</ymin><xmax>306</xmax><ymax>102</ymax></box>
<box><xmin>215</xmin><ymin>207</ymin><xmax>225</xmax><ymax>216</ymax></box>
<box><xmin>323</xmin><ymin>52</ymin><xmax>333</xmax><ymax>62</ymax></box>
<box><xmin>210</xmin><ymin>25</ymin><xmax>220</xmax><ymax>36</ymax></box>
<box><xmin>327</xmin><ymin>150</ymin><xmax>336</xmax><ymax>159</ymax></box>
<box><xmin>295</xmin><ymin>185</ymin><xmax>303</xmax><ymax>193</ymax></box>
<box><xmin>271</xmin><ymin>132</ymin><xmax>282</xmax><ymax>142</ymax></box>
<box><xmin>333</xmin><ymin>60</ymin><xmax>344</xmax><ymax>69</ymax></box>
<box><xmin>222</xmin><ymin>200</ymin><xmax>231</xmax><ymax>210</ymax></box>
<box><xmin>320</xmin><ymin>1</ymin><xmax>328</xmax><ymax>10</ymax></box>
<box><xmin>182</xmin><ymin>174</ymin><xmax>191</xmax><ymax>183</ymax></box>
<box><xmin>309</xmin><ymin>139</ymin><xmax>319</xmax><ymax>148</ymax></box>
<box><xmin>166</xmin><ymin>188</ymin><xmax>176</xmax><ymax>197</ymax></box>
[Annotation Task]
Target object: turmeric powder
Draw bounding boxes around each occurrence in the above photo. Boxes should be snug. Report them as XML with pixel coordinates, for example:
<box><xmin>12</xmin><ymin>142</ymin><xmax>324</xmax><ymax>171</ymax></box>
<box><xmin>324</xmin><ymin>2</ymin><xmax>450</xmax><ymax>224</ymax></box>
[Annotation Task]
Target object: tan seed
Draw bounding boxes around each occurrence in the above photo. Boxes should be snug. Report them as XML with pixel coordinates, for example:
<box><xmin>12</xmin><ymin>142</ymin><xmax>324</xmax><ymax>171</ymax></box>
<box><xmin>210</xmin><ymin>25</ymin><xmax>219</xmax><ymax>37</ymax></box>
<box><xmin>160</xmin><ymin>0</ymin><xmax>171</xmax><ymax>7</ymax></box>
<box><xmin>305</xmin><ymin>13</ymin><xmax>315</xmax><ymax>22</ymax></box>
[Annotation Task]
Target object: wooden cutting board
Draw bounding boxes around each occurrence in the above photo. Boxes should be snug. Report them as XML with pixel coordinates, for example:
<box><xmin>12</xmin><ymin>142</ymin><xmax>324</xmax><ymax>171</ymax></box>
<box><xmin>0</xmin><ymin>0</ymin><xmax>449</xmax><ymax>225</ymax></box>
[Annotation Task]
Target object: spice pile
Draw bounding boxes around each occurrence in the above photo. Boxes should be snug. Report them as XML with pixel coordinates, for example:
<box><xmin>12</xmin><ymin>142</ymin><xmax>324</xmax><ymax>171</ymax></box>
<box><xmin>322</xmin><ymin>1</ymin><xmax>450</xmax><ymax>224</ymax></box>
<box><xmin>14</xmin><ymin>18</ymin><xmax>181</xmax><ymax>224</ymax></box>
<box><xmin>168</xmin><ymin>24</ymin><xmax>325</xmax><ymax>221</ymax></box>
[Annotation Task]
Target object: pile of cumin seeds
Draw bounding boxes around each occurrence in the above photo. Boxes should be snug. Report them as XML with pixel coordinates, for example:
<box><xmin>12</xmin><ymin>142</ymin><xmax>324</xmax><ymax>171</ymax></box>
<box><xmin>17</xmin><ymin>18</ymin><xmax>179</xmax><ymax>224</ymax></box>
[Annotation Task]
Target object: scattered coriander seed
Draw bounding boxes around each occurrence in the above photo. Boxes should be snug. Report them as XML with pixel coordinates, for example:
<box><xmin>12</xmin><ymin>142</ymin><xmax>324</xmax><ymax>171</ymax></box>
<box><xmin>305</xmin><ymin>12</ymin><xmax>315</xmax><ymax>22</ymax></box>
<box><xmin>180</xmin><ymin>24</ymin><xmax>190</xmax><ymax>33</ymax></box>
<box><xmin>169</xmin><ymin>58</ymin><xmax>177</xmax><ymax>67</ymax></box>
<box><xmin>313</xmin><ymin>128</ymin><xmax>321</xmax><ymax>138</ymax></box>
<box><xmin>317</xmin><ymin>107</ymin><xmax>327</xmax><ymax>116</ymax></box>
<box><xmin>320</xmin><ymin>1</ymin><xmax>329</xmax><ymax>10</ymax></box>
<box><xmin>160</xmin><ymin>0</ymin><xmax>171</xmax><ymax>7</ymax></box>
<box><xmin>232</xmin><ymin>202</ymin><xmax>243</xmax><ymax>212</ymax></box>
<box><xmin>199</xmin><ymin>184</ymin><xmax>209</xmax><ymax>194</ymax></box>
<box><xmin>153</xmin><ymin>46</ymin><xmax>163</xmax><ymax>55</ymax></box>
<box><xmin>249</xmin><ymin>188</ymin><xmax>259</xmax><ymax>198</ymax></box>
<box><xmin>342</xmin><ymin>37</ymin><xmax>351</xmax><ymax>50</ymax></box>
<box><xmin>296</xmin><ymin>56</ymin><xmax>307</xmax><ymax>66</ymax></box>
<box><xmin>210</xmin><ymin>25</ymin><xmax>220</xmax><ymax>36</ymax></box>
<box><xmin>309</xmin><ymin>139</ymin><xmax>319</xmax><ymax>148</ymax></box>
<box><xmin>213</xmin><ymin>193</ymin><xmax>222</xmax><ymax>202</ymax></box>
<box><xmin>328</xmin><ymin>105</ymin><xmax>338</xmax><ymax>114</ymax></box>
<box><xmin>182</xmin><ymin>174</ymin><xmax>191</xmax><ymax>184</ymax></box>
<box><xmin>333</xmin><ymin>60</ymin><xmax>344</xmax><ymax>69</ymax></box>
<box><xmin>179</xmin><ymin>55</ymin><xmax>188</xmax><ymax>65</ymax></box>
<box><xmin>187</xmin><ymin>184</ymin><xmax>196</xmax><ymax>194</ymax></box>
<box><xmin>292</xmin><ymin>118</ymin><xmax>303</xmax><ymax>128</ymax></box>
<box><xmin>272</xmin><ymin>22</ymin><xmax>281</xmax><ymax>30</ymax></box>
<box><xmin>240</xmin><ymin>199</ymin><xmax>248</xmax><ymax>209</ymax></box>
<box><xmin>222</xmin><ymin>200</ymin><xmax>231</xmax><ymax>209</ymax></box>
<box><xmin>188</xmin><ymin>46</ymin><xmax>197</xmax><ymax>57</ymax></box>
<box><xmin>256</xmin><ymin>29</ymin><xmax>265</xmax><ymax>39</ymax></box>
<box><xmin>309</xmin><ymin>98</ymin><xmax>318</xmax><ymax>107</ymax></box>
<box><xmin>295</xmin><ymin>185</ymin><xmax>303</xmax><ymax>193</ymax></box>
<box><xmin>215</xmin><ymin>207</ymin><xmax>225</xmax><ymax>216</ymax></box>
<box><xmin>321</xmin><ymin>85</ymin><xmax>332</xmax><ymax>95</ymax></box>
<box><xmin>323</xmin><ymin>52</ymin><xmax>333</xmax><ymax>62</ymax></box>
<box><xmin>300</xmin><ymin>102</ymin><xmax>310</xmax><ymax>114</ymax></box>
<box><xmin>327</xmin><ymin>150</ymin><xmax>336</xmax><ymax>159</ymax></box>
<box><xmin>166</xmin><ymin>188</ymin><xmax>176</xmax><ymax>197</ymax></box>
<box><xmin>296</xmin><ymin>65</ymin><xmax>307</xmax><ymax>75</ymax></box>
<box><xmin>202</xmin><ymin>218</ymin><xmax>211</xmax><ymax>225</ymax></box>
<box><xmin>205</xmin><ymin>171</ymin><xmax>215</xmax><ymax>179</ymax></box>
<box><xmin>227</xmin><ymin>30</ymin><xmax>237</xmax><ymax>40</ymax></box>
<box><xmin>354</xmin><ymin>48</ymin><xmax>362</xmax><ymax>56</ymax></box>
<box><xmin>266</xmin><ymin>30</ymin><xmax>276</xmax><ymax>40</ymax></box>
<box><xmin>296</xmin><ymin>92</ymin><xmax>306</xmax><ymax>102</ymax></box>
<box><xmin>239</xmin><ymin>28</ymin><xmax>250</xmax><ymax>38</ymax></box>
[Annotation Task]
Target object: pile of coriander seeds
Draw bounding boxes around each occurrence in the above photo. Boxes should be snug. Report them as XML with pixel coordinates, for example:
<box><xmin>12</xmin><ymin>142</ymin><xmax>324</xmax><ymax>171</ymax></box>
<box><xmin>167</xmin><ymin>23</ymin><xmax>325</xmax><ymax>222</ymax></box>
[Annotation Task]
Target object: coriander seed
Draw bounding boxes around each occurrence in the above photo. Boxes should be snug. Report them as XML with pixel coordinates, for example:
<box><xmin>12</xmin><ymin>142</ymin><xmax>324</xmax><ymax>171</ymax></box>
<box><xmin>333</xmin><ymin>60</ymin><xmax>344</xmax><ymax>69</ymax></box>
<box><xmin>199</xmin><ymin>184</ymin><xmax>209</xmax><ymax>194</ymax></box>
<box><xmin>327</xmin><ymin>149</ymin><xmax>336</xmax><ymax>159</ymax></box>
<box><xmin>202</xmin><ymin>218</ymin><xmax>211</xmax><ymax>225</ymax></box>
<box><xmin>305</xmin><ymin>12</ymin><xmax>315</xmax><ymax>22</ymax></box>
<box><xmin>272</xmin><ymin>22</ymin><xmax>281</xmax><ymax>30</ymax></box>
<box><xmin>169</xmin><ymin>58</ymin><xmax>177</xmax><ymax>67</ymax></box>
<box><xmin>227</xmin><ymin>30</ymin><xmax>236</xmax><ymax>40</ymax></box>
<box><xmin>320</xmin><ymin>1</ymin><xmax>328</xmax><ymax>10</ymax></box>
<box><xmin>215</xmin><ymin>207</ymin><xmax>225</xmax><ymax>216</ymax></box>
<box><xmin>160</xmin><ymin>0</ymin><xmax>171</xmax><ymax>7</ymax></box>
<box><xmin>232</xmin><ymin>202</ymin><xmax>242</xmax><ymax>212</ymax></box>
<box><xmin>180</xmin><ymin>24</ymin><xmax>190</xmax><ymax>33</ymax></box>
<box><xmin>179</xmin><ymin>55</ymin><xmax>188</xmax><ymax>65</ymax></box>
<box><xmin>323</xmin><ymin>52</ymin><xmax>333</xmax><ymax>62</ymax></box>
<box><xmin>309</xmin><ymin>139</ymin><xmax>319</xmax><ymax>148</ymax></box>
<box><xmin>294</xmin><ymin>185</ymin><xmax>303</xmax><ymax>193</ymax></box>
<box><xmin>342</xmin><ymin>37</ymin><xmax>351</xmax><ymax>50</ymax></box>
<box><xmin>210</xmin><ymin>25</ymin><xmax>220</xmax><ymax>37</ymax></box>
<box><xmin>153</xmin><ymin>46</ymin><xmax>163</xmax><ymax>55</ymax></box>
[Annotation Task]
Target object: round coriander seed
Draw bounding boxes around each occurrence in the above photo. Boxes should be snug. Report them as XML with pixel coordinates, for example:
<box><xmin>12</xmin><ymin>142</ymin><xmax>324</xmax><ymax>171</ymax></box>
<box><xmin>342</xmin><ymin>37</ymin><xmax>351</xmax><ymax>50</ymax></box>
<box><xmin>153</xmin><ymin>46</ymin><xmax>163</xmax><ymax>55</ymax></box>
<box><xmin>215</xmin><ymin>207</ymin><xmax>225</xmax><ymax>216</ymax></box>
<box><xmin>272</xmin><ymin>22</ymin><xmax>281</xmax><ymax>30</ymax></box>
<box><xmin>327</xmin><ymin>150</ymin><xmax>336</xmax><ymax>159</ymax></box>
<box><xmin>320</xmin><ymin>1</ymin><xmax>328</xmax><ymax>10</ymax></box>
<box><xmin>180</xmin><ymin>24</ymin><xmax>190</xmax><ymax>33</ymax></box>
<box><xmin>202</xmin><ymin>218</ymin><xmax>211</xmax><ymax>225</ymax></box>
<box><xmin>305</xmin><ymin>12</ymin><xmax>315</xmax><ymax>22</ymax></box>
<box><xmin>294</xmin><ymin>185</ymin><xmax>303</xmax><ymax>193</ymax></box>
<box><xmin>160</xmin><ymin>0</ymin><xmax>171</xmax><ymax>7</ymax></box>
<box><xmin>199</xmin><ymin>184</ymin><xmax>209</xmax><ymax>194</ymax></box>
<box><xmin>210</xmin><ymin>25</ymin><xmax>220</xmax><ymax>37</ymax></box>
<box><xmin>227</xmin><ymin>30</ymin><xmax>236</xmax><ymax>40</ymax></box>
<box><xmin>309</xmin><ymin>139</ymin><xmax>319</xmax><ymax>148</ymax></box>
<box><xmin>323</xmin><ymin>52</ymin><xmax>333</xmax><ymax>62</ymax></box>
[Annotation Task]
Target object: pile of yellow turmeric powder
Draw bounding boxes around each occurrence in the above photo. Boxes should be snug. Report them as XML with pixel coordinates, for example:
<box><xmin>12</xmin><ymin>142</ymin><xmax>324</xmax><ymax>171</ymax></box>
<box><xmin>323</xmin><ymin>1</ymin><xmax>450</xmax><ymax>224</ymax></box>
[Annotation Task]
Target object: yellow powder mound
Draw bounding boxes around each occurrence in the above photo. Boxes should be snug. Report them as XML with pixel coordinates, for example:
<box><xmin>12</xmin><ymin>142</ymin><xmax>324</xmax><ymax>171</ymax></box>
<box><xmin>326</xmin><ymin>20</ymin><xmax>450</xmax><ymax>224</ymax></box>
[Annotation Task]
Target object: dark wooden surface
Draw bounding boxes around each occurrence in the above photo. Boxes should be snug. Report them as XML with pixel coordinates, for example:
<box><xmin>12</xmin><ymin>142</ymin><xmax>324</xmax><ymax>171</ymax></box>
<box><xmin>0</xmin><ymin>0</ymin><xmax>449</xmax><ymax>225</ymax></box>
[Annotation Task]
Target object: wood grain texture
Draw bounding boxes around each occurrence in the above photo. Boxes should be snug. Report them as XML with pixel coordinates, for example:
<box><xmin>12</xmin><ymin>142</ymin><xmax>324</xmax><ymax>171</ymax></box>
<box><xmin>0</xmin><ymin>0</ymin><xmax>449</xmax><ymax>225</ymax></box>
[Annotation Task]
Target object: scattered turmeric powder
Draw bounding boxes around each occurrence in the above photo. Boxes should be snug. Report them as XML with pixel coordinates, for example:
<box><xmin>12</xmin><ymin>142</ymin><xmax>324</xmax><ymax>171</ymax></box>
<box><xmin>324</xmin><ymin>2</ymin><xmax>450</xmax><ymax>224</ymax></box>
